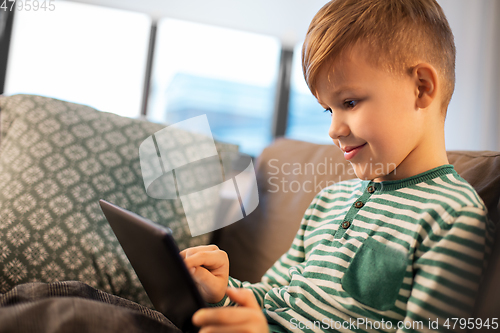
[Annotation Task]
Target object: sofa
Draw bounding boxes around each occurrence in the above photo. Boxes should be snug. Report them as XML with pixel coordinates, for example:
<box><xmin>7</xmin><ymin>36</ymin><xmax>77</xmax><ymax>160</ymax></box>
<box><xmin>1</xmin><ymin>94</ymin><xmax>499</xmax><ymax>329</ymax></box>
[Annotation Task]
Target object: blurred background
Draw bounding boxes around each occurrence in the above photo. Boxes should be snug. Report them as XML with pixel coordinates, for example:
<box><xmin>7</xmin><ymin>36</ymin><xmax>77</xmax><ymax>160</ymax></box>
<box><xmin>1</xmin><ymin>0</ymin><xmax>499</xmax><ymax>157</ymax></box>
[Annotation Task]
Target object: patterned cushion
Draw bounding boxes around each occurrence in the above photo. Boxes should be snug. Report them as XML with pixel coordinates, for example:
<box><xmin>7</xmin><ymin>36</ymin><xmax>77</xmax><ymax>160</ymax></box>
<box><xmin>0</xmin><ymin>94</ymin><xmax>237</xmax><ymax>306</ymax></box>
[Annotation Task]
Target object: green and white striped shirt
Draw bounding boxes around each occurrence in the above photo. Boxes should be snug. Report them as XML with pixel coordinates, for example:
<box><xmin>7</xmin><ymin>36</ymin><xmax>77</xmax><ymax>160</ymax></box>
<box><xmin>223</xmin><ymin>165</ymin><xmax>493</xmax><ymax>332</ymax></box>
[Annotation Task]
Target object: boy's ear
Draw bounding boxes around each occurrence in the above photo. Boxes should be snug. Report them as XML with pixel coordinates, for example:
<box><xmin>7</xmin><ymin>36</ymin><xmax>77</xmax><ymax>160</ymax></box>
<box><xmin>412</xmin><ymin>63</ymin><xmax>438</xmax><ymax>109</ymax></box>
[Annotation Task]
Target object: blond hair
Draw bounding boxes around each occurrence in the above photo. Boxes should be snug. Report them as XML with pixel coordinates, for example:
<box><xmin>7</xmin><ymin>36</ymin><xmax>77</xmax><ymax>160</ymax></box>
<box><xmin>302</xmin><ymin>0</ymin><xmax>456</xmax><ymax>110</ymax></box>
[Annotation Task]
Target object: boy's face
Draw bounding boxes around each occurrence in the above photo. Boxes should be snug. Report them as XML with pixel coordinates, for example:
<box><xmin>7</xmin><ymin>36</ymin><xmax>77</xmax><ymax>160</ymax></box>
<box><xmin>315</xmin><ymin>46</ymin><xmax>426</xmax><ymax>182</ymax></box>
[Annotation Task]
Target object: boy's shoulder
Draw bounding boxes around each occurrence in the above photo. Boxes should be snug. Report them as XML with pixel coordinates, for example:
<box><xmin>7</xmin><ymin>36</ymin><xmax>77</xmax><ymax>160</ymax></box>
<box><xmin>410</xmin><ymin>167</ymin><xmax>486</xmax><ymax>211</ymax></box>
<box><xmin>317</xmin><ymin>165</ymin><xmax>486</xmax><ymax>211</ymax></box>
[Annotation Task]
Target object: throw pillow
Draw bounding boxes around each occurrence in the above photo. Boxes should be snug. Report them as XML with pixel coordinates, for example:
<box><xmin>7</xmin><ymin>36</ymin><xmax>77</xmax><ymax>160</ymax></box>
<box><xmin>0</xmin><ymin>94</ymin><xmax>237</xmax><ymax>307</ymax></box>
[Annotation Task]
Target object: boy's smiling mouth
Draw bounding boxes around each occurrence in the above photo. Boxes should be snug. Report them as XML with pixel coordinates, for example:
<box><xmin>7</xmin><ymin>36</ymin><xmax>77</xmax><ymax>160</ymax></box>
<box><xmin>341</xmin><ymin>143</ymin><xmax>367</xmax><ymax>160</ymax></box>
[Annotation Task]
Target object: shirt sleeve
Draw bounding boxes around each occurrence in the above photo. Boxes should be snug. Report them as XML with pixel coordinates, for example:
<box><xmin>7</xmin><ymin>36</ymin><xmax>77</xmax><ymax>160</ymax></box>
<box><xmin>397</xmin><ymin>205</ymin><xmax>493</xmax><ymax>333</ymax></box>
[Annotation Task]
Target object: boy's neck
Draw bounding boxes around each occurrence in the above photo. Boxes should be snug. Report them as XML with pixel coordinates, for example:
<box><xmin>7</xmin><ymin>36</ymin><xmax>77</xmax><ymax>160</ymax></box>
<box><xmin>373</xmin><ymin>120</ymin><xmax>448</xmax><ymax>183</ymax></box>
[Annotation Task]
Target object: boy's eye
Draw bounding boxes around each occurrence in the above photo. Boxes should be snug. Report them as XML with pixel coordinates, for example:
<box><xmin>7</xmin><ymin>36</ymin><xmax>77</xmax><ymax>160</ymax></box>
<box><xmin>343</xmin><ymin>100</ymin><xmax>358</xmax><ymax>109</ymax></box>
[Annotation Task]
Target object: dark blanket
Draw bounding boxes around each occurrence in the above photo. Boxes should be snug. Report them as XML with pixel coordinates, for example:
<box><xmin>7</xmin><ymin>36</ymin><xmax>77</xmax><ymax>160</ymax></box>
<box><xmin>0</xmin><ymin>281</ymin><xmax>183</xmax><ymax>333</ymax></box>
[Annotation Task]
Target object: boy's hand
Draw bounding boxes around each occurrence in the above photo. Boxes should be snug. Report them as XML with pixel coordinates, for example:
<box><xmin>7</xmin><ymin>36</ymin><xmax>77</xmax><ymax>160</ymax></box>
<box><xmin>180</xmin><ymin>245</ymin><xmax>229</xmax><ymax>304</ymax></box>
<box><xmin>192</xmin><ymin>287</ymin><xmax>269</xmax><ymax>333</ymax></box>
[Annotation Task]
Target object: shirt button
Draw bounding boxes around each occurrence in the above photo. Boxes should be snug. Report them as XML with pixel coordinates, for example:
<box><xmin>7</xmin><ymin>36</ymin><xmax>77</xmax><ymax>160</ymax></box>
<box><xmin>354</xmin><ymin>201</ymin><xmax>364</xmax><ymax>208</ymax></box>
<box><xmin>342</xmin><ymin>221</ymin><xmax>351</xmax><ymax>229</ymax></box>
<box><xmin>367</xmin><ymin>186</ymin><xmax>375</xmax><ymax>193</ymax></box>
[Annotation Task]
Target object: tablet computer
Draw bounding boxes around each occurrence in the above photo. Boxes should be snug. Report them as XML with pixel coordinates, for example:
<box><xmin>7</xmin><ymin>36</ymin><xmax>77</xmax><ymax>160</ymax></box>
<box><xmin>99</xmin><ymin>199</ymin><xmax>206</xmax><ymax>333</ymax></box>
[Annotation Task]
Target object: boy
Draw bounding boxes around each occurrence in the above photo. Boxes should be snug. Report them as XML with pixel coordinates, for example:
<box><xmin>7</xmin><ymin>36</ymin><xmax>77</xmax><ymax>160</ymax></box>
<box><xmin>183</xmin><ymin>0</ymin><xmax>492</xmax><ymax>332</ymax></box>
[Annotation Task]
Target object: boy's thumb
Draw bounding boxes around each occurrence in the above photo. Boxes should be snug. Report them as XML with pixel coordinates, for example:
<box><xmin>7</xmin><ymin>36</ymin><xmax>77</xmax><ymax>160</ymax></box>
<box><xmin>226</xmin><ymin>287</ymin><xmax>260</xmax><ymax>310</ymax></box>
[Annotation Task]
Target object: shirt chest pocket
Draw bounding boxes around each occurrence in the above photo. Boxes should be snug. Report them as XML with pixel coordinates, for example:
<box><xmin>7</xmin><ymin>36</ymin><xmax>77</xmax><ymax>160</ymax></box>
<box><xmin>341</xmin><ymin>237</ymin><xmax>408</xmax><ymax>311</ymax></box>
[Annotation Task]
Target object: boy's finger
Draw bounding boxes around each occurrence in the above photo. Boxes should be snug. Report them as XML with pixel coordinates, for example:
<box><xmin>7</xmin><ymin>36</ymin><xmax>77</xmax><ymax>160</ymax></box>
<box><xmin>180</xmin><ymin>244</ymin><xmax>220</xmax><ymax>258</ymax></box>
<box><xmin>184</xmin><ymin>250</ymin><xmax>227</xmax><ymax>270</ymax></box>
<box><xmin>198</xmin><ymin>324</ymin><xmax>250</xmax><ymax>333</ymax></box>
<box><xmin>189</xmin><ymin>266</ymin><xmax>216</xmax><ymax>286</ymax></box>
<box><xmin>226</xmin><ymin>287</ymin><xmax>260</xmax><ymax>310</ymax></box>
<box><xmin>193</xmin><ymin>307</ymin><xmax>257</xmax><ymax>326</ymax></box>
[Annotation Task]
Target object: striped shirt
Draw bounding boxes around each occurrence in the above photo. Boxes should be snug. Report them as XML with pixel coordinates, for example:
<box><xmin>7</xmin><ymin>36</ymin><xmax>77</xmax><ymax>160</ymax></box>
<box><xmin>220</xmin><ymin>165</ymin><xmax>493</xmax><ymax>332</ymax></box>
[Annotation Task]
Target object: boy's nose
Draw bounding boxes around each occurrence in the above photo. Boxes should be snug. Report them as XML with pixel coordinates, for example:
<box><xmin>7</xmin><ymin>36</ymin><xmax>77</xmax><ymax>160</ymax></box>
<box><xmin>328</xmin><ymin>114</ymin><xmax>350</xmax><ymax>140</ymax></box>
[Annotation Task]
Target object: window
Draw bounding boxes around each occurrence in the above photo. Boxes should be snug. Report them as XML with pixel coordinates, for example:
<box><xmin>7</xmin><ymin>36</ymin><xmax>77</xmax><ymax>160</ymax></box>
<box><xmin>285</xmin><ymin>43</ymin><xmax>332</xmax><ymax>144</ymax></box>
<box><xmin>147</xmin><ymin>19</ymin><xmax>281</xmax><ymax>157</ymax></box>
<box><xmin>5</xmin><ymin>1</ymin><xmax>150</xmax><ymax>118</ymax></box>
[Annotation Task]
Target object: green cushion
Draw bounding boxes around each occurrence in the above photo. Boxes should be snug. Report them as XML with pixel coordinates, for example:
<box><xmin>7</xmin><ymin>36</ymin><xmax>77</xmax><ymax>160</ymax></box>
<box><xmin>0</xmin><ymin>94</ymin><xmax>237</xmax><ymax>306</ymax></box>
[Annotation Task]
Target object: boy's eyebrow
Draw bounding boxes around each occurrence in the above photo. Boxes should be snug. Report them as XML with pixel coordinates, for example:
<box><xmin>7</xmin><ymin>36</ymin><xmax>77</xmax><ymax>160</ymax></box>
<box><xmin>332</xmin><ymin>85</ymin><xmax>363</xmax><ymax>95</ymax></box>
<box><xmin>317</xmin><ymin>85</ymin><xmax>363</xmax><ymax>105</ymax></box>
